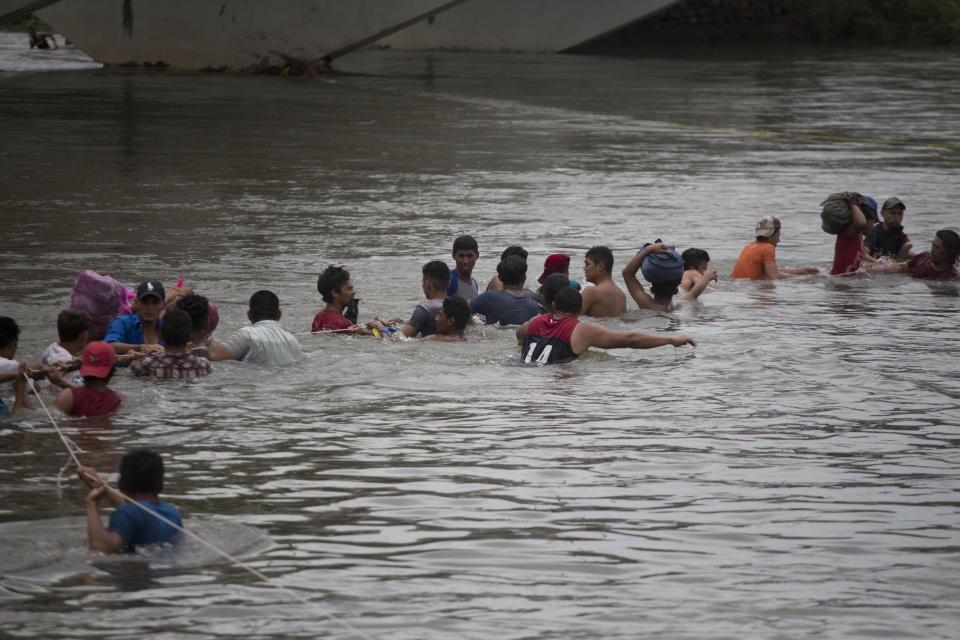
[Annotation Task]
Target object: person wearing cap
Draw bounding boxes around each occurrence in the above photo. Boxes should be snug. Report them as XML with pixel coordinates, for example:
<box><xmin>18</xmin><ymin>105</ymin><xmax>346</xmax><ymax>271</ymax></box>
<box><xmin>104</xmin><ymin>280</ymin><xmax>166</xmax><ymax>356</ymax></box>
<box><xmin>622</xmin><ymin>242</ymin><xmax>717</xmax><ymax>311</ymax></box>
<box><xmin>731</xmin><ymin>216</ymin><xmax>819</xmax><ymax>280</ymax></box>
<box><xmin>863</xmin><ymin>197</ymin><xmax>914</xmax><ymax>263</ymax></box>
<box><xmin>581</xmin><ymin>246</ymin><xmax>627</xmax><ymax>317</ymax></box>
<box><xmin>536</xmin><ymin>253</ymin><xmax>581</xmax><ymax>299</ymax></box>
<box><xmin>53</xmin><ymin>341</ymin><xmax>124</xmax><ymax>417</ymax></box>
<box><xmin>517</xmin><ymin>286</ymin><xmax>697</xmax><ymax>365</ymax></box>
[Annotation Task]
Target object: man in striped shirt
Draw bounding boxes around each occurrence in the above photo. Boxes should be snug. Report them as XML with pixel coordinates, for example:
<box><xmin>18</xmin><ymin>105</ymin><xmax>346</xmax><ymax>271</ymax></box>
<box><xmin>208</xmin><ymin>290</ymin><xmax>303</xmax><ymax>367</ymax></box>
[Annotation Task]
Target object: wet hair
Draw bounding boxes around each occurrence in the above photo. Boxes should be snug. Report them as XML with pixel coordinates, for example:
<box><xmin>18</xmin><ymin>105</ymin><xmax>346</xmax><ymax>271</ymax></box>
<box><xmin>249</xmin><ymin>290</ymin><xmax>281</xmax><ymax>322</ymax></box>
<box><xmin>554</xmin><ymin>286</ymin><xmax>582</xmax><ymax>314</ymax></box>
<box><xmin>651</xmin><ymin>280</ymin><xmax>681</xmax><ymax>299</ymax></box>
<box><xmin>119</xmin><ymin>448</ymin><xmax>165</xmax><ymax>495</ymax></box>
<box><xmin>681</xmin><ymin>248</ymin><xmax>710</xmax><ymax>271</ymax></box>
<box><xmin>541</xmin><ymin>273</ymin><xmax>569</xmax><ymax>308</ymax></box>
<box><xmin>175</xmin><ymin>294</ymin><xmax>210</xmax><ymax>333</ymax></box>
<box><xmin>586</xmin><ymin>246</ymin><xmax>614</xmax><ymax>273</ymax></box>
<box><xmin>160</xmin><ymin>309</ymin><xmax>192</xmax><ymax>347</ymax></box>
<box><xmin>452</xmin><ymin>235</ymin><xmax>479</xmax><ymax>254</ymax></box>
<box><xmin>937</xmin><ymin>229</ymin><xmax>960</xmax><ymax>265</ymax></box>
<box><xmin>317</xmin><ymin>265</ymin><xmax>350</xmax><ymax>303</ymax></box>
<box><xmin>500</xmin><ymin>245</ymin><xmax>528</xmax><ymax>261</ymax></box>
<box><xmin>0</xmin><ymin>316</ymin><xmax>20</xmax><ymax>350</ymax></box>
<box><xmin>496</xmin><ymin>255</ymin><xmax>527</xmax><ymax>287</ymax></box>
<box><xmin>422</xmin><ymin>260</ymin><xmax>450</xmax><ymax>291</ymax></box>
<box><xmin>442</xmin><ymin>296</ymin><xmax>472</xmax><ymax>332</ymax></box>
<box><xmin>57</xmin><ymin>309</ymin><xmax>92</xmax><ymax>342</ymax></box>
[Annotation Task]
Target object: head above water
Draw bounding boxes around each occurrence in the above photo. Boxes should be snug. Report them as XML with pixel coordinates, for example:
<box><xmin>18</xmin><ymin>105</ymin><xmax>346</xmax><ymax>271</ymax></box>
<box><xmin>935</xmin><ymin>229</ymin><xmax>960</xmax><ymax>266</ymax></box>
<box><xmin>317</xmin><ymin>265</ymin><xmax>351</xmax><ymax>303</ymax></box>
<box><xmin>681</xmin><ymin>248</ymin><xmax>711</xmax><ymax>272</ymax></box>
<box><xmin>57</xmin><ymin>308</ymin><xmax>92</xmax><ymax>343</ymax></box>
<box><xmin>452</xmin><ymin>235</ymin><xmax>479</xmax><ymax>254</ymax></box>
<box><xmin>160</xmin><ymin>309</ymin><xmax>192</xmax><ymax>348</ymax></box>
<box><xmin>175</xmin><ymin>294</ymin><xmax>211</xmax><ymax>334</ymax></box>
<box><xmin>452</xmin><ymin>235</ymin><xmax>479</xmax><ymax>278</ymax></box>
<box><xmin>539</xmin><ymin>253</ymin><xmax>570</xmax><ymax>284</ymax></box>
<box><xmin>500</xmin><ymin>245</ymin><xmax>528</xmax><ymax>262</ymax></box>
<box><xmin>553</xmin><ymin>286</ymin><xmax>582</xmax><ymax>315</ymax></box>
<box><xmin>439</xmin><ymin>295</ymin><xmax>472</xmax><ymax>333</ymax></box>
<box><xmin>496</xmin><ymin>255</ymin><xmax>527</xmax><ymax>287</ymax></box>
<box><xmin>248</xmin><ymin>290</ymin><xmax>281</xmax><ymax>322</ymax></box>
<box><xmin>118</xmin><ymin>448</ymin><xmax>165</xmax><ymax>496</ymax></box>
<box><xmin>80</xmin><ymin>340</ymin><xmax>115</xmax><ymax>379</ymax></box>
<box><xmin>0</xmin><ymin>316</ymin><xmax>20</xmax><ymax>353</ymax></box>
<box><xmin>422</xmin><ymin>260</ymin><xmax>450</xmax><ymax>293</ymax></box>
<box><xmin>136</xmin><ymin>280</ymin><xmax>165</xmax><ymax>304</ymax></box>
<box><xmin>881</xmin><ymin>196</ymin><xmax>905</xmax><ymax>213</ymax></box>
<box><xmin>755</xmin><ymin>216</ymin><xmax>781</xmax><ymax>242</ymax></box>
<box><xmin>651</xmin><ymin>279</ymin><xmax>682</xmax><ymax>300</ymax></box>
<box><xmin>541</xmin><ymin>272</ymin><xmax>570</xmax><ymax>308</ymax></box>
<box><xmin>585</xmin><ymin>246</ymin><xmax>614</xmax><ymax>274</ymax></box>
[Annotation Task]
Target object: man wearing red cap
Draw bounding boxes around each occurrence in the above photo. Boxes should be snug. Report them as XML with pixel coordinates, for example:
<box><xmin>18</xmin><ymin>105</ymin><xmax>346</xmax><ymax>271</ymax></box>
<box><xmin>53</xmin><ymin>341</ymin><xmax>124</xmax><ymax>417</ymax></box>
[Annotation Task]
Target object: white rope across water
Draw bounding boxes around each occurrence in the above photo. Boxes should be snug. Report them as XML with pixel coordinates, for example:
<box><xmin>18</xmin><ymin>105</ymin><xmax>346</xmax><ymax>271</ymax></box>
<box><xmin>24</xmin><ymin>375</ymin><xmax>377</xmax><ymax>640</ymax></box>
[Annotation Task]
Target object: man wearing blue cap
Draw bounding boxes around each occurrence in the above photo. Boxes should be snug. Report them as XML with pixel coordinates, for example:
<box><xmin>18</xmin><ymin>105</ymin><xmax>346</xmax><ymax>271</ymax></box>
<box><xmin>622</xmin><ymin>242</ymin><xmax>716</xmax><ymax>311</ymax></box>
<box><xmin>104</xmin><ymin>280</ymin><xmax>166</xmax><ymax>355</ymax></box>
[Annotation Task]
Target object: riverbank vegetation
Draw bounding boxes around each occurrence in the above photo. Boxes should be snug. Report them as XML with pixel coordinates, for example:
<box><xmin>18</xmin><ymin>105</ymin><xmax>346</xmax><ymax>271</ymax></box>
<box><xmin>580</xmin><ymin>0</ymin><xmax>960</xmax><ymax>51</ymax></box>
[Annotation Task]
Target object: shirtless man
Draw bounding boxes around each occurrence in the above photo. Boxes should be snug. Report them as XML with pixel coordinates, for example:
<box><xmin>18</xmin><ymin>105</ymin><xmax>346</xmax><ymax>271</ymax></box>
<box><xmin>580</xmin><ymin>246</ymin><xmax>626</xmax><ymax>317</ymax></box>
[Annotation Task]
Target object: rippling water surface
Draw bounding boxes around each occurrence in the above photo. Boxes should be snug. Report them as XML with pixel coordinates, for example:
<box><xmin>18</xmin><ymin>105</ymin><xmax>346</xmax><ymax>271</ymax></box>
<box><xmin>1</xmin><ymin>35</ymin><xmax>959</xmax><ymax>639</ymax></box>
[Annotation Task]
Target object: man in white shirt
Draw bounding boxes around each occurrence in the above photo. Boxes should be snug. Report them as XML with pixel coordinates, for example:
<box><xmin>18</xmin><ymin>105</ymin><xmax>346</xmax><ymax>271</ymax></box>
<box><xmin>207</xmin><ymin>290</ymin><xmax>303</xmax><ymax>367</ymax></box>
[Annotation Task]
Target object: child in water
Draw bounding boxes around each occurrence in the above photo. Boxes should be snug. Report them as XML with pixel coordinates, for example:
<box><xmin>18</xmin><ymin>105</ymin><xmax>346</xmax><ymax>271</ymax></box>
<box><xmin>77</xmin><ymin>449</ymin><xmax>183</xmax><ymax>554</ymax></box>
<box><xmin>679</xmin><ymin>248</ymin><xmax>712</xmax><ymax>292</ymax></box>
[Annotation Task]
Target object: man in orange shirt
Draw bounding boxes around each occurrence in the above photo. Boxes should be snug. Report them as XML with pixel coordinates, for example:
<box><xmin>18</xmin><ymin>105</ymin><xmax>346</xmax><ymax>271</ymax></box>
<box><xmin>731</xmin><ymin>216</ymin><xmax>819</xmax><ymax>280</ymax></box>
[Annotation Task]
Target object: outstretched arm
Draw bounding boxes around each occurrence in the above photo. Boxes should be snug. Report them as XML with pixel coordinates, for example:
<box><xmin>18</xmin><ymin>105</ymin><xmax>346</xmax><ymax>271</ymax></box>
<box><xmin>571</xmin><ymin>322</ymin><xmax>695</xmax><ymax>354</ymax></box>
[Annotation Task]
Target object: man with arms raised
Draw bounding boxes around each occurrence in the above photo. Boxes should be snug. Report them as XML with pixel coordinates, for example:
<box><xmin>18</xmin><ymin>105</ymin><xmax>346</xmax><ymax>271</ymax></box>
<box><xmin>580</xmin><ymin>246</ymin><xmax>627</xmax><ymax>317</ymax></box>
<box><xmin>518</xmin><ymin>286</ymin><xmax>695</xmax><ymax>365</ymax></box>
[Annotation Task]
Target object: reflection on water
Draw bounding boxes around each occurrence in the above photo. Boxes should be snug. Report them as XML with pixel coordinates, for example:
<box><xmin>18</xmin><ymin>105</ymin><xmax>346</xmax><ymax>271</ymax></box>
<box><xmin>1</xmin><ymin>42</ymin><xmax>959</xmax><ymax>639</ymax></box>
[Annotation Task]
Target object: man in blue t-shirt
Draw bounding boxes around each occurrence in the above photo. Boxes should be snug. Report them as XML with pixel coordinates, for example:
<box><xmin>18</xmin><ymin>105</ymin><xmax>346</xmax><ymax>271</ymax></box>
<box><xmin>104</xmin><ymin>280</ymin><xmax>166</xmax><ymax>356</ymax></box>
<box><xmin>78</xmin><ymin>449</ymin><xmax>183</xmax><ymax>554</ymax></box>
<box><xmin>469</xmin><ymin>256</ymin><xmax>540</xmax><ymax>326</ymax></box>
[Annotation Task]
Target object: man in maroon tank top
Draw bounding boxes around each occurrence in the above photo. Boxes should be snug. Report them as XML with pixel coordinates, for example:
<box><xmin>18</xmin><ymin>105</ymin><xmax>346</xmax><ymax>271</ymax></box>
<box><xmin>53</xmin><ymin>341</ymin><xmax>123</xmax><ymax>417</ymax></box>
<box><xmin>517</xmin><ymin>285</ymin><xmax>697</xmax><ymax>365</ymax></box>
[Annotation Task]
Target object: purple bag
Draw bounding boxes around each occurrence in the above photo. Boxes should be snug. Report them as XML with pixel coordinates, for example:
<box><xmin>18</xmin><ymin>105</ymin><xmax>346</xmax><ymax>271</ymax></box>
<box><xmin>70</xmin><ymin>270</ymin><xmax>134</xmax><ymax>340</ymax></box>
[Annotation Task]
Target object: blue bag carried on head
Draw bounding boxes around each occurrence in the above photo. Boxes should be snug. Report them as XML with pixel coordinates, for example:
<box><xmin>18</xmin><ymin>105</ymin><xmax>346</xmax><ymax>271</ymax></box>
<box><xmin>639</xmin><ymin>239</ymin><xmax>684</xmax><ymax>284</ymax></box>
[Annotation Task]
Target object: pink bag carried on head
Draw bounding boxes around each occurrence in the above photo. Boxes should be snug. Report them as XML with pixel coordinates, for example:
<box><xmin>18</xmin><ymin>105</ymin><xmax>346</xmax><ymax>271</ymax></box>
<box><xmin>70</xmin><ymin>270</ymin><xmax>135</xmax><ymax>340</ymax></box>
